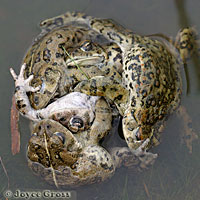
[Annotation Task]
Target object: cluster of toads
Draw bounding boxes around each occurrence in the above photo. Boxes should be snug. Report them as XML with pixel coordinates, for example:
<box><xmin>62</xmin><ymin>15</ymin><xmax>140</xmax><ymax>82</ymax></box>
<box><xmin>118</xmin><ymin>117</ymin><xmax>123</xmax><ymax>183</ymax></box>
<box><xmin>10</xmin><ymin>12</ymin><xmax>199</xmax><ymax>187</ymax></box>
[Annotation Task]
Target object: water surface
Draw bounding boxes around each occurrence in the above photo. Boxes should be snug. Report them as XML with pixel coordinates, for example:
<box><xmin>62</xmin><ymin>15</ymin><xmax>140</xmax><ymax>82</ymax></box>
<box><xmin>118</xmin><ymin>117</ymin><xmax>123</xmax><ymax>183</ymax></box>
<box><xmin>0</xmin><ymin>0</ymin><xmax>200</xmax><ymax>199</ymax></box>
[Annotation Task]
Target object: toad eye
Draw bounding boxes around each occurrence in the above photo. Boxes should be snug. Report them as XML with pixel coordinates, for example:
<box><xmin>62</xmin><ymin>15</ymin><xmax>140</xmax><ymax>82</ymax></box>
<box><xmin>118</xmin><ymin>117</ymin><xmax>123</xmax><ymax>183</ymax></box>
<box><xmin>54</xmin><ymin>132</ymin><xmax>66</xmax><ymax>144</ymax></box>
<box><xmin>69</xmin><ymin>117</ymin><xmax>84</xmax><ymax>133</ymax></box>
<box><xmin>71</xmin><ymin>117</ymin><xmax>84</xmax><ymax>128</ymax></box>
<box><xmin>80</xmin><ymin>41</ymin><xmax>93</xmax><ymax>52</ymax></box>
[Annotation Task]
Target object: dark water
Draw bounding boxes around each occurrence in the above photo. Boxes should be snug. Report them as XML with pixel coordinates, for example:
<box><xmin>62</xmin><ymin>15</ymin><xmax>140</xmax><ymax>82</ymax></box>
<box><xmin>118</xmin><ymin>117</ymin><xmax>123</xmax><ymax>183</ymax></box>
<box><xmin>0</xmin><ymin>0</ymin><xmax>200</xmax><ymax>199</ymax></box>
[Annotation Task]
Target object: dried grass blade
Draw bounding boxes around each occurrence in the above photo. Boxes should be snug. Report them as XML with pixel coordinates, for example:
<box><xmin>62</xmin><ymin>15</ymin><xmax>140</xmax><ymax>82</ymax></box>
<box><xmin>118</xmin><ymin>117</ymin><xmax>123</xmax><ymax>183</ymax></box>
<box><xmin>0</xmin><ymin>156</ymin><xmax>10</xmax><ymax>189</ymax></box>
<box><xmin>62</xmin><ymin>46</ymin><xmax>90</xmax><ymax>80</ymax></box>
<box><xmin>143</xmin><ymin>182</ymin><xmax>151</xmax><ymax>199</ymax></box>
<box><xmin>43</xmin><ymin>133</ymin><xmax>58</xmax><ymax>188</ymax></box>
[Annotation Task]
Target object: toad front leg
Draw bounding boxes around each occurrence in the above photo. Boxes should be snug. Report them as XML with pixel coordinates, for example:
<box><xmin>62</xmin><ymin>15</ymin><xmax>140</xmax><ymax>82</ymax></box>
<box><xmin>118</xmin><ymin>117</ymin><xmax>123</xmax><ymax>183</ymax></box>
<box><xmin>88</xmin><ymin>97</ymin><xmax>112</xmax><ymax>144</ymax></box>
<box><xmin>74</xmin><ymin>75</ymin><xmax>129</xmax><ymax>115</ymax></box>
<box><xmin>10</xmin><ymin>64</ymin><xmax>41</xmax><ymax>121</ymax></box>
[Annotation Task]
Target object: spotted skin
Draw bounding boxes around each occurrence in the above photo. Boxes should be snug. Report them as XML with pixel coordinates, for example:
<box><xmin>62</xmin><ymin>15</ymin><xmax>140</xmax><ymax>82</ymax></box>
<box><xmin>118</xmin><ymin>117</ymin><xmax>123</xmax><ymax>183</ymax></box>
<box><xmin>23</xmin><ymin>26</ymin><xmax>105</xmax><ymax>110</ymax></box>
<box><xmin>11</xmin><ymin>64</ymin><xmax>157</xmax><ymax>186</ymax></box>
<box><xmin>10</xmin><ymin>12</ymin><xmax>199</xmax><ymax>185</ymax></box>
<box><xmin>22</xmin><ymin>22</ymin><xmax>124</xmax><ymax>110</ymax></box>
<box><xmin>27</xmin><ymin>98</ymin><xmax>115</xmax><ymax>187</ymax></box>
<box><xmin>27</xmin><ymin>98</ymin><xmax>152</xmax><ymax>187</ymax></box>
<box><xmin>54</xmin><ymin>12</ymin><xmax>199</xmax><ymax>156</ymax></box>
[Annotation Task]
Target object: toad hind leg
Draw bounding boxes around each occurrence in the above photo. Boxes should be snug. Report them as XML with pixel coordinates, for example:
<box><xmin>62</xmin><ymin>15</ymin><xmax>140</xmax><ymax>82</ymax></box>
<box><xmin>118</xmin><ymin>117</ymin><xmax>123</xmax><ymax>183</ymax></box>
<box><xmin>122</xmin><ymin>108</ymin><xmax>158</xmax><ymax>161</ymax></box>
<box><xmin>175</xmin><ymin>27</ymin><xmax>200</xmax><ymax>62</ymax></box>
<box><xmin>110</xmin><ymin>146</ymin><xmax>157</xmax><ymax>171</ymax></box>
<box><xmin>46</xmin><ymin>12</ymin><xmax>132</xmax><ymax>48</ymax></box>
<box><xmin>88</xmin><ymin>98</ymin><xmax>112</xmax><ymax>144</ymax></box>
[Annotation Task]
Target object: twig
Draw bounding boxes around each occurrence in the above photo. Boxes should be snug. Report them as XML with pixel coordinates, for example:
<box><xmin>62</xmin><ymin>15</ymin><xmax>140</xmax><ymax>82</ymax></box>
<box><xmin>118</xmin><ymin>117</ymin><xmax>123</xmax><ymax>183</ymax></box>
<box><xmin>62</xmin><ymin>46</ymin><xmax>90</xmax><ymax>80</ymax></box>
<box><xmin>143</xmin><ymin>182</ymin><xmax>151</xmax><ymax>199</ymax></box>
<box><xmin>0</xmin><ymin>156</ymin><xmax>10</xmax><ymax>189</ymax></box>
<box><xmin>10</xmin><ymin>95</ymin><xmax>20</xmax><ymax>155</ymax></box>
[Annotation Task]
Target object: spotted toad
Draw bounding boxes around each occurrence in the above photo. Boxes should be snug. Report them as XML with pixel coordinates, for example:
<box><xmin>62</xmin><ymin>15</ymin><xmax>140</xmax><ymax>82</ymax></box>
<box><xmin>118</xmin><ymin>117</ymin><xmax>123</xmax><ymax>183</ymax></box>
<box><xmin>50</xmin><ymin>12</ymin><xmax>199</xmax><ymax>156</ymax></box>
<box><xmin>10</xmin><ymin>64</ymin><xmax>154</xmax><ymax>187</ymax></box>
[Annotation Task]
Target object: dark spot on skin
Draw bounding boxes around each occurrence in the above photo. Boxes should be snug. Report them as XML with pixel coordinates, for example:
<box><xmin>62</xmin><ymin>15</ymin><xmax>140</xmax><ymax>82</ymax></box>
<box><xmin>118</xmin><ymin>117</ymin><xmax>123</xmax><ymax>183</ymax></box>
<box><xmin>16</xmin><ymin>100</ymin><xmax>24</xmax><ymax>109</ymax></box>
<box><xmin>147</xmin><ymin>72</ymin><xmax>154</xmax><ymax>80</ymax></box>
<box><xmin>112</xmin><ymin>47</ymin><xmax>122</xmax><ymax>53</ymax></box>
<box><xmin>133</xmin><ymin>54</ymin><xmax>140</xmax><ymax>62</ymax></box>
<box><xmin>142</xmin><ymin>89</ymin><xmax>147</xmax><ymax>98</ymax></box>
<box><xmin>67</xmin><ymin>65</ymin><xmax>76</xmax><ymax>69</ymax></box>
<box><xmin>90</xmin><ymin>20</ymin><xmax>95</xmax><ymax>26</ymax></box>
<box><xmin>105</xmin><ymin>68</ymin><xmax>110</xmax><ymax>75</ymax></box>
<box><xmin>131</xmin><ymin>72</ymin><xmax>137</xmax><ymax>81</ymax></box>
<box><xmin>102</xmin><ymin>85</ymin><xmax>106</xmax><ymax>92</ymax></box>
<box><xmin>114</xmin><ymin>95</ymin><xmax>123</xmax><ymax>101</ymax></box>
<box><xmin>52</xmin><ymin>62</ymin><xmax>57</xmax><ymax>66</ymax></box>
<box><xmin>34</xmin><ymin>52</ymin><xmax>41</xmax><ymax>63</ymax></box>
<box><xmin>89</xmin><ymin>155</ymin><xmax>96</xmax><ymax>161</ymax></box>
<box><xmin>43</xmin><ymin>48</ymin><xmax>51</xmax><ymax>63</ymax></box>
<box><xmin>36</xmin><ymin>113</ymin><xmax>43</xmax><ymax>120</ymax></box>
<box><xmin>57</xmin><ymin>33</ymin><xmax>63</xmax><ymax>38</ymax></box>
<box><xmin>129</xmin><ymin>82</ymin><xmax>133</xmax><ymax>89</ymax></box>
<box><xmin>90</xmin><ymin>79</ymin><xmax>97</xmax><ymax>94</ymax></box>
<box><xmin>55</xmin><ymin>17</ymin><xmax>64</xmax><ymax>26</ymax></box>
<box><xmin>110</xmin><ymin>87</ymin><xmax>118</xmax><ymax>92</ymax></box>
<box><xmin>128</xmin><ymin>64</ymin><xmax>134</xmax><ymax>70</ymax></box>
<box><xmin>100</xmin><ymin>163</ymin><xmax>109</xmax><ymax>170</ymax></box>
<box><xmin>113</xmin><ymin>53</ymin><xmax>122</xmax><ymax>62</ymax></box>
<box><xmin>107</xmin><ymin>51</ymin><xmax>112</xmax><ymax>58</ymax></box>
<box><xmin>131</xmin><ymin>96</ymin><xmax>136</xmax><ymax>107</ymax></box>
<box><xmin>38</xmin><ymin>153</ymin><xmax>44</xmax><ymax>159</ymax></box>
<box><xmin>65</xmin><ymin>37</ymin><xmax>70</xmax><ymax>42</ymax></box>
<box><xmin>99</xmin><ymin>28</ymin><xmax>104</xmax><ymax>33</ymax></box>
<box><xmin>55</xmin><ymin>52</ymin><xmax>63</xmax><ymax>58</ymax></box>
<box><xmin>72</xmin><ymin>37</ymin><xmax>75</xmax><ymax>43</ymax></box>
<box><xmin>58</xmin><ymin>43</ymin><xmax>65</xmax><ymax>49</ymax></box>
<box><xmin>15</xmin><ymin>86</ymin><xmax>20</xmax><ymax>93</ymax></box>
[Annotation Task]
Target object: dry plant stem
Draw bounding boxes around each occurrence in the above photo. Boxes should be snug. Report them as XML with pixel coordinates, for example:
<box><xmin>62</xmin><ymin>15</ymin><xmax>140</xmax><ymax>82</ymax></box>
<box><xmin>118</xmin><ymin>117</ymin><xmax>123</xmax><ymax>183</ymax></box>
<box><xmin>143</xmin><ymin>182</ymin><xmax>151</xmax><ymax>199</ymax></box>
<box><xmin>43</xmin><ymin>133</ymin><xmax>58</xmax><ymax>188</ymax></box>
<box><xmin>0</xmin><ymin>156</ymin><xmax>10</xmax><ymax>189</ymax></box>
<box><xmin>10</xmin><ymin>95</ymin><xmax>20</xmax><ymax>155</ymax></box>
